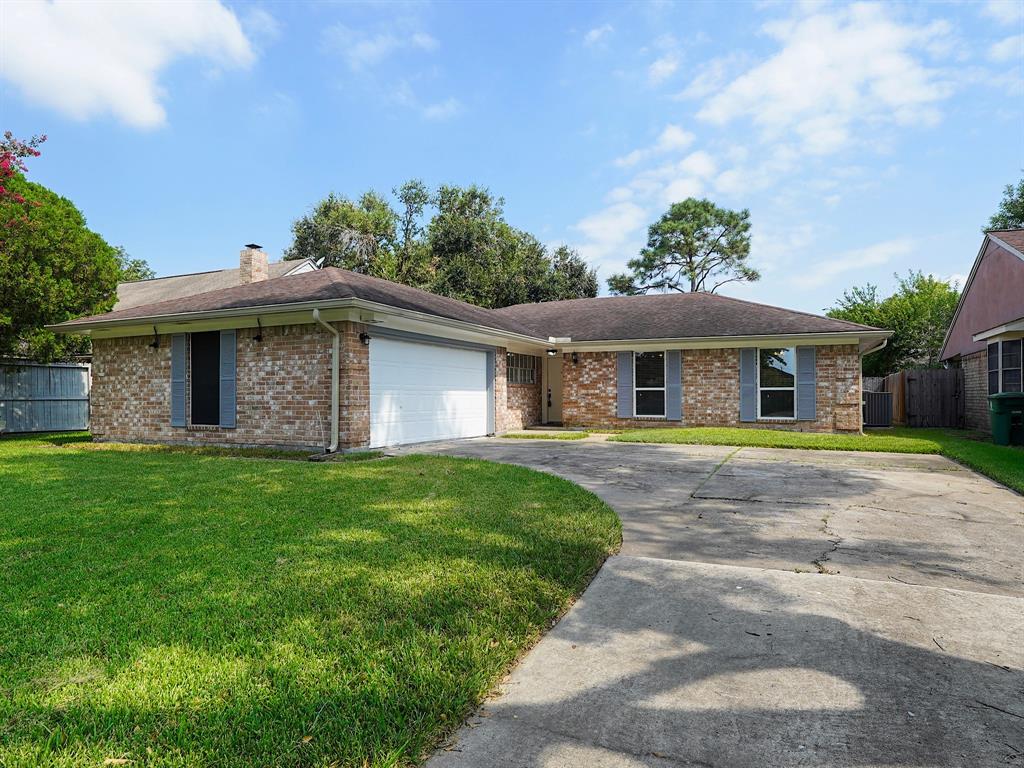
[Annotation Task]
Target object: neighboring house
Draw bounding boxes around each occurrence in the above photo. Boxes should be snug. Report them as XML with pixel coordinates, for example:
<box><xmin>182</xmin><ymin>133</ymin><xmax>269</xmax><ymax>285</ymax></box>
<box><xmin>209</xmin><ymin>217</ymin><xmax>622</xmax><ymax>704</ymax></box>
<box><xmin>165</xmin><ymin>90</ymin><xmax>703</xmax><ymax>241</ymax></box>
<box><xmin>115</xmin><ymin>249</ymin><xmax>317</xmax><ymax>310</ymax></box>
<box><xmin>51</xmin><ymin>245</ymin><xmax>890</xmax><ymax>451</ymax></box>
<box><xmin>940</xmin><ymin>229</ymin><xmax>1024</xmax><ymax>432</ymax></box>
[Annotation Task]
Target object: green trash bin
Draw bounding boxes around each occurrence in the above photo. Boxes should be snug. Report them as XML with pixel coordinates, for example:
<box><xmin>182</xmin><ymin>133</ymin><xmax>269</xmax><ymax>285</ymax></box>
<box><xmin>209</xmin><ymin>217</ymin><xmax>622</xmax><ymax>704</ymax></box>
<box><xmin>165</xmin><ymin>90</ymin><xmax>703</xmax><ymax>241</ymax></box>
<box><xmin>988</xmin><ymin>392</ymin><xmax>1024</xmax><ymax>446</ymax></box>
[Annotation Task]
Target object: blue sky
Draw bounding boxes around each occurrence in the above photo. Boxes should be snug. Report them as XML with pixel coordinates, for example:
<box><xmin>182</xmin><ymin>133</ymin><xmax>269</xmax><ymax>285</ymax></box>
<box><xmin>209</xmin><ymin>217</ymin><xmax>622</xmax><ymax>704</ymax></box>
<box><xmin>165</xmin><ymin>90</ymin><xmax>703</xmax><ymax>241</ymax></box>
<box><xmin>2</xmin><ymin>0</ymin><xmax>1022</xmax><ymax>314</ymax></box>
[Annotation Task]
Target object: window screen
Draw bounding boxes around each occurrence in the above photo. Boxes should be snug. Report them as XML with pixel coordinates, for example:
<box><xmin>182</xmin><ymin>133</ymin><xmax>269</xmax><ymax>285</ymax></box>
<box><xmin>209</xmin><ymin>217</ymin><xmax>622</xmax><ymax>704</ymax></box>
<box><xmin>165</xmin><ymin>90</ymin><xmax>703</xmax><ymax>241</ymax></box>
<box><xmin>634</xmin><ymin>351</ymin><xmax>665</xmax><ymax>416</ymax></box>
<box><xmin>507</xmin><ymin>353</ymin><xmax>538</xmax><ymax>385</ymax></box>
<box><xmin>1001</xmin><ymin>339</ymin><xmax>1022</xmax><ymax>393</ymax></box>
<box><xmin>759</xmin><ymin>347</ymin><xmax>796</xmax><ymax>418</ymax></box>
<box><xmin>989</xmin><ymin>342</ymin><xmax>1001</xmax><ymax>395</ymax></box>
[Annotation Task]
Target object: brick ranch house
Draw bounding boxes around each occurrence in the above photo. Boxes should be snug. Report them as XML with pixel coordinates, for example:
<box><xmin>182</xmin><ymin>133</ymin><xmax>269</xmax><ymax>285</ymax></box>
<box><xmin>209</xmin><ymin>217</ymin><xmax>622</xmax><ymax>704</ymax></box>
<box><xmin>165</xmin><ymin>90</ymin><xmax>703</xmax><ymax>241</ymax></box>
<box><xmin>52</xmin><ymin>246</ymin><xmax>890</xmax><ymax>452</ymax></box>
<box><xmin>940</xmin><ymin>228</ymin><xmax>1024</xmax><ymax>432</ymax></box>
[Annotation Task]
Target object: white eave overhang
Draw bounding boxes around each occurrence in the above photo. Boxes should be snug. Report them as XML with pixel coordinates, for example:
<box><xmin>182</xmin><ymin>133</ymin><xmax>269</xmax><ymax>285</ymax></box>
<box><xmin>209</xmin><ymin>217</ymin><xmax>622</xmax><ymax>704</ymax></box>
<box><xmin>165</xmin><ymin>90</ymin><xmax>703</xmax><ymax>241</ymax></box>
<box><xmin>49</xmin><ymin>301</ymin><xmax>890</xmax><ymax>355</ymax></box>
<box><xmin>972</xmin><ymin>316</ymin><xmax>1024</xmax><ymax>343</ymax></box>
<box><xmin>553</xmin><ymin>330</ymin><xmax>891</xmax><ymax>354</ymax></box>
<box><xmin>47</xmin><ymin>297</ymin><xmax>552</xmax><ymax>353</ymax></box>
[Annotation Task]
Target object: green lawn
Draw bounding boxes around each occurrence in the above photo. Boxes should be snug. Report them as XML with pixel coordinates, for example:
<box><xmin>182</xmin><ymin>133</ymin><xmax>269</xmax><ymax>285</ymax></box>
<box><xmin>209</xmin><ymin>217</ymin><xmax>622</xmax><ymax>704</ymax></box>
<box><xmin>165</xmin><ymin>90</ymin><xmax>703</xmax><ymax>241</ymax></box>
<box><xmin>500</xmin><ymin>431</ymin><xmax>590</xmax><ymax>440</ymax></box>
<box><xmin>608</xmin><ymin>426</ymin><xmax>1024</xmax><ymax>494</ymax></box>
<box><xmin>0</xmin><ymin>433</ymin><xmax>620</xmax><ymax>768</ymax></box>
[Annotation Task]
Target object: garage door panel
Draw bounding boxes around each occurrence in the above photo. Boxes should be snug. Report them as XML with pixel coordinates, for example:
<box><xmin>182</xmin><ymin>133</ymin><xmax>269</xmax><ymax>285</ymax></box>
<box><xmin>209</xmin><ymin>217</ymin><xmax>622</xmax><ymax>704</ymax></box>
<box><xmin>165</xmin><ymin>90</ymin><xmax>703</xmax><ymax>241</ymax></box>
<box><xmin>370</xmin><ymin>338</ymin><xmax>489</xmax><ymax>447</ymax></box>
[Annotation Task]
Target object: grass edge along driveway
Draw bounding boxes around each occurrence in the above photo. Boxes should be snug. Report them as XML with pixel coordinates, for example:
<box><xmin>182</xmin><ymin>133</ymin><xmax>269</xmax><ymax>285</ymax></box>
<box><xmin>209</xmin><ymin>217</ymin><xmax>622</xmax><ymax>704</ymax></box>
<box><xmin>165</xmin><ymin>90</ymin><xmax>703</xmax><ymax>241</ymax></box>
<box><xmin>609</xmin><ymin>426</ymin><xmax>1024</xmax><ymax>494</ymax></box>
<box><xmin>0</xmin><ymin>434</ymin><xmax>620</xmax><ymax>768</ymax></box>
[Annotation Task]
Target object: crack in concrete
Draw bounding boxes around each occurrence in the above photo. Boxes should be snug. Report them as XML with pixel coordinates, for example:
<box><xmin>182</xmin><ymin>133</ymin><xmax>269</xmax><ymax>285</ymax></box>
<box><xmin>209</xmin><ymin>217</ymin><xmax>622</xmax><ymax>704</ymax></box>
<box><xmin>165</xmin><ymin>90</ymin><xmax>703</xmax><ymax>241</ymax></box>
<box><xmin>812</xmin><ymin>511</ymin><xmax>842</xmax><ymax>575</ymax></box>
<box><xmin>689</xmin><ymin>448</ymin><xmax>740</xmax><ymax>500</ymax></box>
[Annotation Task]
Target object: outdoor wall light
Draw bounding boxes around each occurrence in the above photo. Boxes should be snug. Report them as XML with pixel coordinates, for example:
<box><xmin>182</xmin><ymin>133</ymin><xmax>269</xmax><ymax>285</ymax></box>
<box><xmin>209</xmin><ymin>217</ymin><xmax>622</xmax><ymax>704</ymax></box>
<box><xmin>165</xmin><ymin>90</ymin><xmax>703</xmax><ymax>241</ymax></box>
<box><xmin>359</xmin><ymin>332</ymin><xmax>371</xmax><ymax>346</ymax></box>
<box><xmin>254</xmin><ymin>318</ymin><xmax>263</xmax><ymax>343</ymax></box>
<box><xmin>148</xmin><ymin>326</ymin><xmax>160</xmax><ymax>349</ymax></box>
<box><xmin>546</xmin><ymin>348</ymin><xmax>557</xmax><ymax>356</ymax></box>
<box><xmin>571</xmin><ymin>352</ymin><xmax>579</xmax><ymax>365</ymax></box>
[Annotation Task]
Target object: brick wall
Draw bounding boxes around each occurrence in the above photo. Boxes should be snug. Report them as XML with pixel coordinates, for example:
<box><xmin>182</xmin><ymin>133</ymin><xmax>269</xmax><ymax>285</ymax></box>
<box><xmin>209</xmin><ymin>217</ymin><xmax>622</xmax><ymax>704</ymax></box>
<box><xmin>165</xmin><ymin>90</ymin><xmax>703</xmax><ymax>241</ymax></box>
<box><xmin>962</xmin><ymin>349</ymin><xmax>989</xmax><ymax>432</ymax></box>
<box><xmin>494</xmin><ymin>347</ymin><xmax>541</xmax><ymax>432</ymax></box>
<box><xmin>339</xmin><ymin>322</ymin><xmax>370</xmax><ymax>448</ymax></box>
<box><xmin>561</xmin><ymin>345</ymin><xmax>863</xmax><ymax>433</ymax></box>
<box><xmin>91</xmin><ymin>321</ymin><xmax>371</xmax><ymax>451</ymax></box>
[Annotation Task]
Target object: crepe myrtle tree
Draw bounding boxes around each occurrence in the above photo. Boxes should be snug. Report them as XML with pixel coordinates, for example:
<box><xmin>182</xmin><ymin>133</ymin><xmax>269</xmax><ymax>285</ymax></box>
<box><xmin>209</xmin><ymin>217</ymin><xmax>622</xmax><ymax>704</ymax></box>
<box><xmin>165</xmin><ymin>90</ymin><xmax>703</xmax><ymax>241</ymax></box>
<box><xmin>608</xmin><ymin>198</ymin><xmax>759</xmax><ymax>295</ymax></box>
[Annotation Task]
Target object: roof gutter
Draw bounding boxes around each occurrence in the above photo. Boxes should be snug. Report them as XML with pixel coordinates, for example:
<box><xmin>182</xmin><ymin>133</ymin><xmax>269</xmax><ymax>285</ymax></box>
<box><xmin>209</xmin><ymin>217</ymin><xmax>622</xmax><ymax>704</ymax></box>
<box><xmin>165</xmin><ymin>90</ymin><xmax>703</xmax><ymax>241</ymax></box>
<box><xmin>861</xmin><ymin>337</ymin><xmax>888</xmax><ymax>357</ymax></box>
<box><xmin>312</xmin><ymin>309</ymin><xmax>339</xmax><ymax>454</ymax></box>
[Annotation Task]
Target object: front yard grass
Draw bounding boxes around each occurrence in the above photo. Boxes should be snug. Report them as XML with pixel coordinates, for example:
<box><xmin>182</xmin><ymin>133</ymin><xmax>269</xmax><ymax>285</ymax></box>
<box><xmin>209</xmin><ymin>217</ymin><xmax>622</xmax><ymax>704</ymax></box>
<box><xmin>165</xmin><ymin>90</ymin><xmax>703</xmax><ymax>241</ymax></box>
<box><xmin>608</xmin><ymin>426</ymin><xmax>1024</xmax><ymax>494</ymax></box>
<box><xmin>500</xmin><ymin>431</ymin><xmax>589</xmax><ymax>440</ymax></box>
<box><xmin>0</xmin><ymin>433</ymin><xmax>620</xmax><ymax>767</ymax></box>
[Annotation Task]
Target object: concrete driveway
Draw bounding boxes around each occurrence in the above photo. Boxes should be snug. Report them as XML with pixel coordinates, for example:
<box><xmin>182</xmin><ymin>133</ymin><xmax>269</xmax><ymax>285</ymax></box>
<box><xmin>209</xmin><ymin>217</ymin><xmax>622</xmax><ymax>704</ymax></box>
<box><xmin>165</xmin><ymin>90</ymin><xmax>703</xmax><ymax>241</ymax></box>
<box><xmin>409</xmin><ymin>439</ymin><xmax>1024</xmax><ymax>768</ymax></box>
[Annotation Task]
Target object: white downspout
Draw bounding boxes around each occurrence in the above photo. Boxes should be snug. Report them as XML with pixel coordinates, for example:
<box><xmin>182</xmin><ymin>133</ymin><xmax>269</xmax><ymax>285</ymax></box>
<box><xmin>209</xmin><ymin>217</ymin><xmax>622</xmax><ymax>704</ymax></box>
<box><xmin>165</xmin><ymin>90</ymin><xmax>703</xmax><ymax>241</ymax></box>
<box><xmin>312</xmin><ymin>309</ymin><xmax>339</xmax><ymax>453</ymax></box>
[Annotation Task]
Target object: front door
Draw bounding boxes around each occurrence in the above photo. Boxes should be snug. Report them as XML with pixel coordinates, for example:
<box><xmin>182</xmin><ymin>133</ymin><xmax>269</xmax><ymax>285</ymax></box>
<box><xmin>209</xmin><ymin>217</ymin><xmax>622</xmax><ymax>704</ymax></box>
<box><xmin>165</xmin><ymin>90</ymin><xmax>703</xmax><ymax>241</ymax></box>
<box><xmin>545</xmin><ymin>354</ymin><xmax>563</xmax><ymax>424</ymax></box>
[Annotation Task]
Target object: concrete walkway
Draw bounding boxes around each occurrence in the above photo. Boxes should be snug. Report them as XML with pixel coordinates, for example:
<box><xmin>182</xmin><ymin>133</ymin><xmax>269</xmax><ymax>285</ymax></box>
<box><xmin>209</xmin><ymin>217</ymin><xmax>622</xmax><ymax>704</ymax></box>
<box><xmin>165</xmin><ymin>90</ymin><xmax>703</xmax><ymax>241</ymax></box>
<box><xmin>408</xmin><ymin>439</ymin><xmax>1024</xmax><ymax>768</ymax></box>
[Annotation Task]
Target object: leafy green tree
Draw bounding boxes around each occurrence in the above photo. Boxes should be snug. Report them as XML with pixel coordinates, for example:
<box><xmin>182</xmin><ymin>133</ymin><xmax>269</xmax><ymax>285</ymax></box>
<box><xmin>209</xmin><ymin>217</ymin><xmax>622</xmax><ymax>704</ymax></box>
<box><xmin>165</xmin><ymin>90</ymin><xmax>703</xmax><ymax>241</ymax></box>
<box><xmin>392</xmin><ymin>179</ymin><xmax>433</xmax><ymax>286</ymax></box>
<box><xmin>284</xmin><ymin>191</ymin><xmax>398</xmax><ymax>277</ymax></box>
<box><xmin>608</xmin><ymin>198</ymin><xmax>758</xmax><ymax>294</ymax></box>
<box><xmin>428</xmin><ymin>184</ymin><xmax>508</xmax><ymax>306</ymax></box>
<box><xmin>987</xmin><ymin>174</ymin><xmax>1024</xmax><ymax>230</ymax></box>
<box><xmin>0</xmin><ymin>175</ymin><xmax>120</xmax><ymax>361</ymax></box>
<box><xmin>827</xmin><ymin>271</ymin><xmax>961</xmax><ymax>376</ymax></box>
<box><xmin>546</xmin><ymin>245</ymin><xmax>599</xmax><ymax>302</ymax></box>
<box><xmin>114</xmin><ymin>245</ymin><xmax>156</xmax><ymax>282</ymax></box>
<box><xmin>286</xmin><ymin>182</ymin><xmax>598</xmax><ymax>308</ymax></box>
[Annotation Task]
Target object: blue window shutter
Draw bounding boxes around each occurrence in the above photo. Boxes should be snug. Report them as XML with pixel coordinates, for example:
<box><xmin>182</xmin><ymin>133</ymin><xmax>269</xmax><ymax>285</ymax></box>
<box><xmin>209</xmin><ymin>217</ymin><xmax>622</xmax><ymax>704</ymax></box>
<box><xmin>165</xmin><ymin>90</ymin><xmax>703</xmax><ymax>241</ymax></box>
<box><xmin>219</xmin><ymin>330</ymin><xmax>236</xmax><ymax>428</ymax></box>
<box><xmin>739</xmin><ymin>348</ymin><xmax>757</xmax><ymax>422</ymax></box>
<box><xmin>796</xmin><ymin>346</ymin><xmax>816</xmax><ymax>421</ymax></box>
<box><xmin>665</xmin><ymin>350</ymin><xmax>682</xmax><ymax>421</ymax></box>
<box><xmin>616</xmin><ymin>352</ymin><xmax>633</xmax><ymax>418</ymax></box>
<box><xmin>171</xmin><ymin>334</ymin><xmax>186</xmax><ymax>427</ymax></box>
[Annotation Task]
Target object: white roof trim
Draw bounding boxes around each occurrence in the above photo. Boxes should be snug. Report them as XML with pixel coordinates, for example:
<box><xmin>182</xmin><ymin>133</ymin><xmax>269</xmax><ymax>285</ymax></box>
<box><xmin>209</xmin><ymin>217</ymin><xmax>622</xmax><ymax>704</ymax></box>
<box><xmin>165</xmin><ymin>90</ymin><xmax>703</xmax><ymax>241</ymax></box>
<box><xmin>972</xmin><ymin>316</ymin><xmax>1024</xmax><ymax>342</ymax></box>
<box><xmin>987</xmin><ymin>233</ymin><xmax>1024</xmax><ymax>262</ymax></box>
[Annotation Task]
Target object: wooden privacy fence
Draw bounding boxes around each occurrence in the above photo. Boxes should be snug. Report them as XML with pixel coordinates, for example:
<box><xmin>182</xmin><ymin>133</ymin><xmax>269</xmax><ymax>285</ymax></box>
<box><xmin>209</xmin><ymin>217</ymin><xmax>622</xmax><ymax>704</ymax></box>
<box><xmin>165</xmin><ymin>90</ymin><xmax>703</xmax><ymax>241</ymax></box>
<box><xmin>0</xmin><ymin>362</ymin><xmax>90</xmax><ymax>433</ymax></box>
<box><xmin>881</xmin><ymin>368</ymin><xmax>964</xmax><ymax>428</ymax></box>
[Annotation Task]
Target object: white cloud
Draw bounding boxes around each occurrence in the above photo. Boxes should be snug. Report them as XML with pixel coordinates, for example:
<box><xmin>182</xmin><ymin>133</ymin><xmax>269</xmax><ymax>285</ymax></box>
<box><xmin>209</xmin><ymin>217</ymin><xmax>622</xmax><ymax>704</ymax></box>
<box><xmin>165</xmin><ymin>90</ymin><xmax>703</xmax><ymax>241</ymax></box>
<box><xmin>322</xmin><ymin>24</ymin><xmax>438</xmax><ymax>70</ymax></box>
<box><xmin>422</xmin><ymin>96</ymin><xmax>461</xmax><ymax>121</ymax></box>
<box><xmin>990</xmin><ymin>34</ymin><xmax>1023</xmax><ymax>63</ymax></box>
<box><xmin>697</xmin><ymin>4</ymin><xmax>954</xmax><ymax>155</ymax></box>
<box><xmin>243</xmin><ymin>7</ymin><xmax>281</xmax><ymax>46</ymax></box>
<box><xmin>572</xmin><ymin>201</ymin><xmax>649</xmax><ymax>274</ymax></box>
<box><xmin>945</xmin><ymin>273</ymin><xmax>968</xmax><ymax>289</ymax></box>
<box><xmin>791</xmin><ymin>237</ymin><xmax>914</xmax><ymax>289</ymax></box>
<box><xmin>648</xmin><ymin>54</ymin><xmax>680</xmax><ymax>85</ymax></box>
<box><xmin>584</xmin><ymin>24</ymin><xmax>614</xmax><ymax>45</ymax></box>
<box><xmin>615</xmin><ymin>124</ymin><xmax>695</xmax><ymax>167</ymax></box>
<box><xmin>0</xmin><ymin>0</ymin><xmax>254</xmax><ymax>129</ymax></box>
<box><xmin>982</xmin><ymin>0</ymin><xmax>1024</xmax><ymax>25</ymax></box>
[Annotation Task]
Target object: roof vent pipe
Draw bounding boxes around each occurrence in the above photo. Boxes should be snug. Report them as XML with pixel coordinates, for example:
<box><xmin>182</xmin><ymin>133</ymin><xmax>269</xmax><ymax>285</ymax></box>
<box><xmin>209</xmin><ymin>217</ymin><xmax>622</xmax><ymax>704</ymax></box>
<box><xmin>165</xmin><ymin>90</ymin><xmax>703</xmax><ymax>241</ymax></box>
<box><xmin>312</xmin><ymin>308</ymin><xmax>340</xmax><ymax>454</ymax></box>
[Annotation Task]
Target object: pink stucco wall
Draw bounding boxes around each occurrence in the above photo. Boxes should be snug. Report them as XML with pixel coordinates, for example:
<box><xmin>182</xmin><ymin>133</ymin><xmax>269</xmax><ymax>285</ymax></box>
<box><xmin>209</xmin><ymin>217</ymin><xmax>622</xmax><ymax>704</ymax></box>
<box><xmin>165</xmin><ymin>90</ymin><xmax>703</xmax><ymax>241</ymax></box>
<box><xmin>942</xmin><ymin>238</ymin><xmax>1024</xmax><ymax>361</ymax></box>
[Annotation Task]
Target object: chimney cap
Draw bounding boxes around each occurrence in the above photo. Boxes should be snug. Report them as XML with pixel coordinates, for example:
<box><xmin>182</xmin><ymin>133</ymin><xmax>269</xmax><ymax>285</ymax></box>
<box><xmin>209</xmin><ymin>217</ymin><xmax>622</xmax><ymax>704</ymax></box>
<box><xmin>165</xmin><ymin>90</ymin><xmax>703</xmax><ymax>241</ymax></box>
<box><xmin>244</xmin><ymin>243</ymin><xmax>262</xmax><ymax>250</ymax></box>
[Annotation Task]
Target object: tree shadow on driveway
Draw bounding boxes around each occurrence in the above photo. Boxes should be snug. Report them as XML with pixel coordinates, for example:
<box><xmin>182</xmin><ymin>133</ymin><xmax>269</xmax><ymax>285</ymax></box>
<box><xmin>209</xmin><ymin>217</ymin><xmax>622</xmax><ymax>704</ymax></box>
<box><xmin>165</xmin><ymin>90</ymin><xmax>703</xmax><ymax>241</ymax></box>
<box><xmin>434</xmin><ymin>559</ymin><xmax>1024</xmax><ymax>768</ymax></box>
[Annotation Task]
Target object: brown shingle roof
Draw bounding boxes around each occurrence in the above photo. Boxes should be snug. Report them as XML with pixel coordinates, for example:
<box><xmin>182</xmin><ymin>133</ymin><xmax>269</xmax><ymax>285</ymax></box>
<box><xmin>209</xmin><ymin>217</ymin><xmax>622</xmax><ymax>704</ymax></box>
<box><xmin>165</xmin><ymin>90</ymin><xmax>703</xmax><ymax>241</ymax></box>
<box><xmin>493</xmin><ymin>291</ymin><xmax>881</xmax><ymax>341</ymax></box>
<box><xmin>58</xmin><ymin>267</ymin><xmax>884</xmax><ymax>341</ymax></box>
<box><xmin>988</xmin><ymin>228</ymin><xmax>1024</xmax><ymax>255</ymax></box>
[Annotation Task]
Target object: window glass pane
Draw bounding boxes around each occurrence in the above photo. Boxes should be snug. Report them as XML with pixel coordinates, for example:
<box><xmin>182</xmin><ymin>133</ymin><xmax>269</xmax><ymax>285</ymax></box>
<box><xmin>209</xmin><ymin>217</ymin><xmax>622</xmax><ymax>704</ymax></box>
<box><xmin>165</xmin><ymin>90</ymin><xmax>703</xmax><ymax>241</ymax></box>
<box><xmin>759</xmin><ymin>348</ymin><xmax>795</xmax><ymax>388</ymax></box>
<box><xmin>988</xmin><ymin>343</ymin><xmax>1000</xmax><ymax>373</ymax></box>
<box><xmin>1001</xmin><ymin>339</ymin><xmax>1022</xmax><ymax>370</ymax></box>
<box><xmin>634</xmin><ymin>352</ymin><xmax>665</xmax><ymax>388</ymax></box>
<box><xmin>1003</xmin><ymin>369</ymin><xmax>1022</xmax><ymax>393</ymax></box>
<box><xmin>759</xmin><ymin>389</ymin><xmax>794</xmax><ymax>418</ymax></box>
<box><xmin>989</xmin><ymin>371</ymin><xmax>1000</xmax><ymax>395</ymax></box>
<box><xmin>190</xmin><ymin>331</ymin><xmax>221</xmax><ymax>426</ymax></box>
<box><xmin>636</xmin><ymin>389</ymin><xmax>665</xmax><ymax>416</ymax></box>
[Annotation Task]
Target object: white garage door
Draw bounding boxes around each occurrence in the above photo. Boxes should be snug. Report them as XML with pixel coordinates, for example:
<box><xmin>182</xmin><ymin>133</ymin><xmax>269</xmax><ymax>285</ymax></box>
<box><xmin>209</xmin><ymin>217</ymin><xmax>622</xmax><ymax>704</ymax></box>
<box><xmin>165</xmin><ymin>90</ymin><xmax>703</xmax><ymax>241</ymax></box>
<box><xmin>369</xmin><ymin>337</ymin><xmax>490</xmax><ymax>448</ymax></box>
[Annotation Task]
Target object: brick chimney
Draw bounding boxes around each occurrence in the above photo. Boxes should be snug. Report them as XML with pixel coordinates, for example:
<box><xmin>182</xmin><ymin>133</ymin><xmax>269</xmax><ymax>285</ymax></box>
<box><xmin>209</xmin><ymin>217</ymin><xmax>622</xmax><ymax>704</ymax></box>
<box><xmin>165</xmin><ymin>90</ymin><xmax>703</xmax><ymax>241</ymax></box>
<box><xmin>239</xmin><ymin>243</ymin><xmax>268</xmax><ymax>283</ymax></box>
